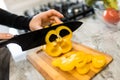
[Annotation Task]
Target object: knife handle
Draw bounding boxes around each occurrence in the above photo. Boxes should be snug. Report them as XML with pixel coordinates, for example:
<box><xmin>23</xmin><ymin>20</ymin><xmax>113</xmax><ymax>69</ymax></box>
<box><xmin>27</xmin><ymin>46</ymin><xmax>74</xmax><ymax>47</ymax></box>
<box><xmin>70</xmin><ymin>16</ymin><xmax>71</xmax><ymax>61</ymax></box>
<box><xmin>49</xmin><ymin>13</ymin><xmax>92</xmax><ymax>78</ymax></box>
<box><xmin>0</xmin><ymin>40</ymin><xmax>9</xmax><ymax>47</ymax></box>
<box><xmin>0</xmin><ymin>35</ymin><xmax>18</xmax><ymax>48</ymax></box>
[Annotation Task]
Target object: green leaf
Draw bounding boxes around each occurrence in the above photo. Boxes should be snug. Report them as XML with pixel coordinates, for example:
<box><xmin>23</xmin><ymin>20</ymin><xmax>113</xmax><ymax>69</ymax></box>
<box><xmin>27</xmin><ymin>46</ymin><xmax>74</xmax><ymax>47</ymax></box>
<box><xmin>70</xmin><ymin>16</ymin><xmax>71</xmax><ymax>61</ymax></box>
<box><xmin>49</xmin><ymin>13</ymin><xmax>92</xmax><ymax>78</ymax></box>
<box><xmin>103</xmin><ymin>0</ymin><xmax>118</xmax><ymax>10</ymax></box>
<box><xmin>85</xmin><ymin>0</ymin><xmax>96</xmax><ymax>6</ymax></box>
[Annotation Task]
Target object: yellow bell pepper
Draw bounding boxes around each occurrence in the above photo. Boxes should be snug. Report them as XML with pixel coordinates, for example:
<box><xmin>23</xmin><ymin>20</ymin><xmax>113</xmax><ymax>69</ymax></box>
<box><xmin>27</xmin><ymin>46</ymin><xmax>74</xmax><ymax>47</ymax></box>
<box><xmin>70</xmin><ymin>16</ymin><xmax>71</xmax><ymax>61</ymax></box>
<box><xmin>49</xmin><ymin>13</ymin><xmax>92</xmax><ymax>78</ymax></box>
<box><xmin>84</xmin><ymin>54</ymin><xmax>92</xmax><ymax>63</ymax></box>
<box><xmin>44</xmin><ymin>26</ymin><xmax>73</xmax><ymax>56</ymax></box>
<box><xmin>92</xmin><ymin>55</ymin><xmax>106</xmax><ymax>68</ymax></box>
<box><xmin>53</xmin><ymin>54</ymin><xmax>77</xmax><ymax>71</ymax></box>
<box><xmin>45</xmin><ymin>42</ymin><xmax>62</xmax><ymax>56</ymax></box>
<box><xmin>59</xmin><ymin>56</ymin><xmax>76</xmax><ymax>71</ymax></box>
<box><xmin>45</xmin><ymin>30</ymin><xmax>58</xmax><ymax>44</ymax></box>
<box><xmin>44</xmin><ymin>25</ymin><xmax>107</xmax><ymax>74</ymax></box>
<box><xmin>56</xmin><ymin>26</ymin><xmax>72</xmax><ymax>40</ymax></box>
<box><xmin>52</xmin><ymin>50</ymin><xmax>107</xmax><ymax>74</ymax></box>
<box><xmin>76</xmin><ymin>64</ymin><xmax>90</xmax><ymax>75</ymax></box>
<box><xmin>52</xmin><ymin>58</ymin><xmax>62</xmax><ymax>67</ymax></box>
<box><xmin>60</xmin><ymin>39</ymin><xmax>72</xmax><ymax>53</ymax></box>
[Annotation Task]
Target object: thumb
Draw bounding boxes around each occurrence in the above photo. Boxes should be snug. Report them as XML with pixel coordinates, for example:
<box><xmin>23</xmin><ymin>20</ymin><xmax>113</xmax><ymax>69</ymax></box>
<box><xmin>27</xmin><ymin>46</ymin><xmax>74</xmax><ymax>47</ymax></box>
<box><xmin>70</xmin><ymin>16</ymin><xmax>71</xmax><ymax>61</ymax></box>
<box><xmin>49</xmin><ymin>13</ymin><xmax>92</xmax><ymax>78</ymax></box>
<box><xmin>0</xmin><ymin>33</ymin><xmax>14</xmax><ymax>40</ymax></box>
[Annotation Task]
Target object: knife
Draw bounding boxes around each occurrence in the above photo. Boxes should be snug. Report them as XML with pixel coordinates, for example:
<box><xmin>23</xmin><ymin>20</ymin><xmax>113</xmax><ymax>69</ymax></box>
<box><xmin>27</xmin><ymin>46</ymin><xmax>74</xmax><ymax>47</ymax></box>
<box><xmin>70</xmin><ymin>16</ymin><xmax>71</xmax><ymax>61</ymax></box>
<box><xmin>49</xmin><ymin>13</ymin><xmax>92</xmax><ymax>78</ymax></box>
<box><xmin>0</xmin><ymin>21</ymin><xmax>83</xmax><ymax>51</ymax></box>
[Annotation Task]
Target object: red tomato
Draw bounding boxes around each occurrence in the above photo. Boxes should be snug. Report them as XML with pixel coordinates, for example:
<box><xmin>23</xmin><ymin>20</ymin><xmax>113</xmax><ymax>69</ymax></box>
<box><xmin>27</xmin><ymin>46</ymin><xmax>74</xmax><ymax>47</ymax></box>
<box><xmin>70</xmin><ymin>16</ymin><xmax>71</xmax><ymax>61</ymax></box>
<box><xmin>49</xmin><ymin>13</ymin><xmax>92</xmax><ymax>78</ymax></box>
<box><xmin>103</xmin><ymin>8</ymin><xmax>120</xmax><ymax>24</ymax></box>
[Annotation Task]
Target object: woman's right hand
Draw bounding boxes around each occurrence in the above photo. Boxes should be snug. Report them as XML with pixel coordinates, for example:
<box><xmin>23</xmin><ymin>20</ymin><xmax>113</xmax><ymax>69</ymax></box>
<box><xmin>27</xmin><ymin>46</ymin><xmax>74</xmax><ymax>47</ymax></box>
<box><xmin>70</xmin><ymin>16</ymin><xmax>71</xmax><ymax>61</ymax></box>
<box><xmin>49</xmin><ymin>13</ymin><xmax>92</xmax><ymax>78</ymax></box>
<box><xmin>0</xmin><ymin>33</ymin><xmax>13</xmax><ymax>40</ymax></box>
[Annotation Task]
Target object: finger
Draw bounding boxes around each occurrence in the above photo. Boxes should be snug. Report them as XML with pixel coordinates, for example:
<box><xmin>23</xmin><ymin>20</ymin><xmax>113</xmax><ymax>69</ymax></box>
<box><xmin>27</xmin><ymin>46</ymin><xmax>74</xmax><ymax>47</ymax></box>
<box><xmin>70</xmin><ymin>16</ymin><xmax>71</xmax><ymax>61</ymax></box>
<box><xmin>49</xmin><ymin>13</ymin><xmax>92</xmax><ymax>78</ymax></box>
<box><xmin>47</xmin><ymin>9</ymin><xmax>64</xmax><ymax>18</ymax></box>
<box><xmin>50</xmin><ymin>16</ymin><xmax>63</xmax><ymax>24</ymax></box>
<box><xmin>31</xmin><ymin>26</ymin><xmax>43</xmax><ymax>31</ymax></box>
<box><xmin>0</xmin><ymin>33</ymin><xmax>13</xmax><ymax>40</ymax></box>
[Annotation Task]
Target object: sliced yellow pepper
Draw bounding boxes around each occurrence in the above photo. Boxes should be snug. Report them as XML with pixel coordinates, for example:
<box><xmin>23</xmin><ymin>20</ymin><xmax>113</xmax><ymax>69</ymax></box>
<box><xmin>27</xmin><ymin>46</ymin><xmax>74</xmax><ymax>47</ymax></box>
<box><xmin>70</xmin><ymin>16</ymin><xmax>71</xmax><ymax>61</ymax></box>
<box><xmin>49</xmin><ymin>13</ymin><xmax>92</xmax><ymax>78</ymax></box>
<box><xmin>92</xmin><ymin>55</ymin><xmax>106</xmax><ymax>68</ymax></box>
<box><xmin>75</xmin><ymin>51</ymin><xmax>86</xmax><ymax>63</ymax></box>
<box><xmin>44</xmin><ymin>42</ymin><xmax>62</xmax><ymax>56</ymax></box>
<box><xmin>59</xmin><ymin>54</ymin><xmax>76</xmax><ymax>71</ymax></box>
<box><xmin>52</xmin><ymin>58</ymin><xmax>62</xmax><ymax>67</ymax></box>
<box><xmin>52</xmin><ymin>53</ymin><xmax>77</xmax><ymax>71</ymax></box>
<box><xmin>84</xmin><ymin>54</ymin><xmax>92</xmax><ymax>63</ymax></box>
<box><xmin>76</xmin><ymin>64</ymin><xmax>90</xmax><ymax>75</ymax></box>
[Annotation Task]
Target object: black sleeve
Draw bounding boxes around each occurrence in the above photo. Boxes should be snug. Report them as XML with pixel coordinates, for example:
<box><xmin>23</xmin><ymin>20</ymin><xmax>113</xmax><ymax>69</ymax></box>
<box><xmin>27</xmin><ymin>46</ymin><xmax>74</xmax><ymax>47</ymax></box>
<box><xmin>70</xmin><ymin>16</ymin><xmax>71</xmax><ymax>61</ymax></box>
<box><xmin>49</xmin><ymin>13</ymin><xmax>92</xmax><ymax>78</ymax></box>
<box><xmin>0</xmin><ymin>8</ymin><xmax>32</xmax><ymax>30</ymax></box>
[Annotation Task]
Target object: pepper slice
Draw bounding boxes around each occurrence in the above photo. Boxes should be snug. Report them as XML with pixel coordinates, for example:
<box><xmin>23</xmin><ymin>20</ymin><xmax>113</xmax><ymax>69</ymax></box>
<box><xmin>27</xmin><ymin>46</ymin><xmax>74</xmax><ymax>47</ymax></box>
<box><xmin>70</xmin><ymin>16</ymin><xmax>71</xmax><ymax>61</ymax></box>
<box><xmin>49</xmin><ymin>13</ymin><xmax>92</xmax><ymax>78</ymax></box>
<box><xmin>92</xmin><ymin>55</ymin><xmax>106</xmax><ymax>68</ymax></box>
<box><xmin>52</xmin><ymin>58</ymin><xmax>62</xmax><ymax>67</ymax></box>
<box><xmin>76</xmin><ymin>64</ymin><xmax>90</xmax><ymax>75</ymax></box>
<box><xmin>58</xmin><ymin>54</ymin><xmax>77</xmax><ymax>71</ymax></box>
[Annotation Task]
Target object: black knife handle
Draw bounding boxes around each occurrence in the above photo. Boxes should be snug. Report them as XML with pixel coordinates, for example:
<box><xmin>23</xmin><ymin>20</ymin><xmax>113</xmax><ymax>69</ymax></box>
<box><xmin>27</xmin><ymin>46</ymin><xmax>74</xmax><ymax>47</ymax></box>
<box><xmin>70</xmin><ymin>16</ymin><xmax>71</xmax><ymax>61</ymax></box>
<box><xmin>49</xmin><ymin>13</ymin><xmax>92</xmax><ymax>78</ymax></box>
<box><xmin>0</xmin><ymin>35</ymin><xmax>18</xmax><ymax>48</ymax></box>
<box><xmin>0</xmin><ymin>40</ymin><xmax>9</xmax><ymax>48</ymax></box>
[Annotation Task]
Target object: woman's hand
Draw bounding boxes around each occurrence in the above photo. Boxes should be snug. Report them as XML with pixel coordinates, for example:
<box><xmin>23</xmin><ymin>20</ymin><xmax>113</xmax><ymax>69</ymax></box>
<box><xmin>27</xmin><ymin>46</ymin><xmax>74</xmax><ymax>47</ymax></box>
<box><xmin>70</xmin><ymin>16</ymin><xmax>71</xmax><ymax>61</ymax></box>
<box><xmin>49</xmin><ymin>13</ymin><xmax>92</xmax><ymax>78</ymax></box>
<box><xmin>29</xmin><ymin>9</ymin><xmax>64</xmax><ymax>31</ymax></box>
<box><xmin>0</xmin><ymin>9</ymin><xmax>63</xmax><ymax>40</ymax></box>
<box><xmin>0</xmin><ymin>33</ymin><xmax>13</xmax><ymax>40</ymax></box>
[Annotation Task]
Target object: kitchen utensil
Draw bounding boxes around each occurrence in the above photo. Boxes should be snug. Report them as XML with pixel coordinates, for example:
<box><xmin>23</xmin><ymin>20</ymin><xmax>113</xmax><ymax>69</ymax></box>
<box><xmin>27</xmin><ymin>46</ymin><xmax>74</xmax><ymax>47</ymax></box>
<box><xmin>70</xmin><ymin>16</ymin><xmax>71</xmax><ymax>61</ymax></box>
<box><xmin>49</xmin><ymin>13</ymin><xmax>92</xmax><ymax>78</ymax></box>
<box><xmin>0</xmin><ymin>21</ymin><xmax>83</xmax><ymax>51</ymax></box>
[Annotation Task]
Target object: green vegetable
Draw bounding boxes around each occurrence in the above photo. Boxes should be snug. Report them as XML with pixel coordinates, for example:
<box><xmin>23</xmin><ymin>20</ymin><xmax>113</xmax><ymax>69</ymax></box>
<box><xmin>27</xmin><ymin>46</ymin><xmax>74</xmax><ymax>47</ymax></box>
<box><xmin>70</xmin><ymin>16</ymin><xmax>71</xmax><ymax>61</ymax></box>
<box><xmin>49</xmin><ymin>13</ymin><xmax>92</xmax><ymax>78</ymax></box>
<box><xmin>85</xmin><ymin>0</ymin><xmax>96</xmax><ymax>6</ymax></box>
<box><xmin>85</xmin><ymin>0</ymin><xmax>118</xmax><ymax>10</ymax></box>
<box><xmin>103</xmin><ymin>0</ymin><xmax>118</xmax><ymax>10</ymax></box>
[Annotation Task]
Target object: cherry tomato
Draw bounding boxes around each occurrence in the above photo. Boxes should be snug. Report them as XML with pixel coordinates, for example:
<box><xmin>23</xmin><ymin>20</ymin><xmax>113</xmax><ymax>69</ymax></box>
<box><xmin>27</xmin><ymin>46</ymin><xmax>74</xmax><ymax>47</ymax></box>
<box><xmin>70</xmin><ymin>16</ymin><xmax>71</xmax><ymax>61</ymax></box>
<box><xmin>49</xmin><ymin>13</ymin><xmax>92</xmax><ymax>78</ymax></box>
<box><xmin>103</xmin><ymin>8</ymin><xmax>120</xmax><ymax>24</ymax></box>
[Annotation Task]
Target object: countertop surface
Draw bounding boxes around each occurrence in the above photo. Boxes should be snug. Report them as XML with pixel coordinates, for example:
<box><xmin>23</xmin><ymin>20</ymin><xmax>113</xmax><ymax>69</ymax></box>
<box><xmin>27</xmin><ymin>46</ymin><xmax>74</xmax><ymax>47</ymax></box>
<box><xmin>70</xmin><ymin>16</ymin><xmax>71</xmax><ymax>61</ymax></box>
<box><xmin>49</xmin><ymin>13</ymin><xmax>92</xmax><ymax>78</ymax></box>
<box><xmin>9</xmin><ymin>15</ymin><xmax>120</xmax><ymax>80</ymax></box>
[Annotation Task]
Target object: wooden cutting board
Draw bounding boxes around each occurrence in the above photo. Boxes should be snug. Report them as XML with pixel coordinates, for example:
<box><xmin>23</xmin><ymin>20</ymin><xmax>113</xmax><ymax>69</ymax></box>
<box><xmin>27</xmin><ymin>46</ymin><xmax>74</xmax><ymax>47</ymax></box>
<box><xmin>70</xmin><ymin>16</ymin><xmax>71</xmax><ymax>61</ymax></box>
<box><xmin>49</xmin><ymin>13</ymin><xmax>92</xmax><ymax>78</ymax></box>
<box><xmin>27</xmin><ymin>42</ymin><xmax>113</xmax><ymax>80</ymax></box>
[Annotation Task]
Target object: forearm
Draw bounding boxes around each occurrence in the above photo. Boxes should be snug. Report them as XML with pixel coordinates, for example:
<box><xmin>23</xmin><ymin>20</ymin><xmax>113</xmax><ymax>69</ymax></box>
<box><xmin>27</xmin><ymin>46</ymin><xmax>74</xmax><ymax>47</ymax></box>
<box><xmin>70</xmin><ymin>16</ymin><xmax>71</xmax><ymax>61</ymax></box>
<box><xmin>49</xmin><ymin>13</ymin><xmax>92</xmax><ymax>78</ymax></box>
<box><xmin>0</xmin><ymin>8</ymin><xmax>31</xmax><ymax>30</ymax></box>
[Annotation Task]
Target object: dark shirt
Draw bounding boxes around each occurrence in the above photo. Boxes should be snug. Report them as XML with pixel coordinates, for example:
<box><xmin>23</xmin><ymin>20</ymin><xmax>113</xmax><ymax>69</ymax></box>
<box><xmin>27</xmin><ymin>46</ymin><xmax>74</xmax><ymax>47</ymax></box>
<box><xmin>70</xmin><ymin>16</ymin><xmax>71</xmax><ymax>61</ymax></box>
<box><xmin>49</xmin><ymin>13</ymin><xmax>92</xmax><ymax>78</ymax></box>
<box><xmin>0</xmin><ymin>9</ymin><xmax>32</xmax><ymax>80</ymax></box>
<box><xmin>0</xmin><ymin>8</ymin><xmax>32</xmax><ymax>30</ymax></box>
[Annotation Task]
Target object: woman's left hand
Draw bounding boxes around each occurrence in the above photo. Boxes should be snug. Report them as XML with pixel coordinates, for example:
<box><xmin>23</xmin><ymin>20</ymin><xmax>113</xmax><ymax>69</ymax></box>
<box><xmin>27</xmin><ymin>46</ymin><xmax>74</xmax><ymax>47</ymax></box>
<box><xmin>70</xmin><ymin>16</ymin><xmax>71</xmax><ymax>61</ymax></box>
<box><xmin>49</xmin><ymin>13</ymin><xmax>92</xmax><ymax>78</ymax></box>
<box><xmin>29</xmin><ymin>9</ymin><xmax>64</xmax><ymax>31</ymax></box>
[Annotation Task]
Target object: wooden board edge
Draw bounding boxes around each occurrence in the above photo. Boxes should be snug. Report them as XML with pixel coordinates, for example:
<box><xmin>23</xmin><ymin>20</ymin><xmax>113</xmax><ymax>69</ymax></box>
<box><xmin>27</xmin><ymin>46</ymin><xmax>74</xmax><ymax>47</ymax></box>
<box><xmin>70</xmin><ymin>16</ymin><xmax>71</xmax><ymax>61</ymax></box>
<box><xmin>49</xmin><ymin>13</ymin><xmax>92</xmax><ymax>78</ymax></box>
<box><xmin>27</xmin><ymin>53</ymin><xmax>67</xmax><ymax>80</ymax></box>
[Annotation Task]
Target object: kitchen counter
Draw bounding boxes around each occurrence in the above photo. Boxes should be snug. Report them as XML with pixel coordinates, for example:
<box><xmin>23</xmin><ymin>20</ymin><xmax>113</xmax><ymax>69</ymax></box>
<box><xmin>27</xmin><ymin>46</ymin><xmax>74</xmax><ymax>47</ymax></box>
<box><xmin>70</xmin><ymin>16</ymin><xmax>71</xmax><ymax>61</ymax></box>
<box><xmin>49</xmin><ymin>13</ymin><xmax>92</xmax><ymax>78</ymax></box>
<box><xmin>9</xmin><ymin>15</ymin><xmax>120</xmax><ymax>80</ymax></box>
<box><xmin>73</xmin><ymin>15</ymin><xmax>120</xmax><ymax>80</ymax></box>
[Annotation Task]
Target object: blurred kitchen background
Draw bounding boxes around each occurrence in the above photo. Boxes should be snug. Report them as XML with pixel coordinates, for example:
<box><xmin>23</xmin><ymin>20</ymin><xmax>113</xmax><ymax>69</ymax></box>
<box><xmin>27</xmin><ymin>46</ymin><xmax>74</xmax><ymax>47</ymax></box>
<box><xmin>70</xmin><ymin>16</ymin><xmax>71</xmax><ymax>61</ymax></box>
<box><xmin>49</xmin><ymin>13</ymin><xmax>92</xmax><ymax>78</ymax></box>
<box><xmin>0</xmin><ymin>1</ymin><xmax>95</xmax><ymax>80</ymax></box>
<box><xmin>1</xmin><ymin>0</ymin><xmax>120</xmax><ymax>34</ymax></box>
<box><xmin>0</xmin><ymin>0</ymin><xmax>96</xmax><ymax>61</ymax></box>
<box><xmin>0</xmin><ymin>0</ymin><xmax>96</xmax><ymax>64</ymax></box>
<box><xmin>1</xmin><ymin>0</ymin><xmax>120</xmax><ymax>65</ymax></box>
<box><xmin>4</xmin><ymin>0</ymin><xmax>94</xmax><ymax>22</ymax></box>
<box><xmin>1</xmin><ymin>0</ymin><xmax>119</xmax><ymax>65</ymax></box>
<box><xmin>2</xmin><ymin>0</ymin><xmax>95</xmax><ymax>34</ymax></box>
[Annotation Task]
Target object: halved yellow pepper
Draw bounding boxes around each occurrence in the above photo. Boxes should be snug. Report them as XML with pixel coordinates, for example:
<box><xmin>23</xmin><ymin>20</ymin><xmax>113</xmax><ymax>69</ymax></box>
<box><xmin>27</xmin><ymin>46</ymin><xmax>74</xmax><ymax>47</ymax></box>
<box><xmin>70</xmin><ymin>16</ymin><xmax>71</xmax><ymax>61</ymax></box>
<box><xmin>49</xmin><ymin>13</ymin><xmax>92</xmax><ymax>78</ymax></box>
<box><xmin>45</xmin><ymin>30</ymin><xmax>58</xmax><ymax>44</ymax></box>
<box><xmin>44</xmin><ymin>42</ymin><xmax>62</xmax><ymax>56</ymax></box>
<box><xmin>56</xmin><ymin>26</ymin><xmax>72</xmax><ymax>40</ymax></box>
<box><xmin>44</xmin><ymin>26</ymin><xmax>73</xmax><ymax>56</ymax></box>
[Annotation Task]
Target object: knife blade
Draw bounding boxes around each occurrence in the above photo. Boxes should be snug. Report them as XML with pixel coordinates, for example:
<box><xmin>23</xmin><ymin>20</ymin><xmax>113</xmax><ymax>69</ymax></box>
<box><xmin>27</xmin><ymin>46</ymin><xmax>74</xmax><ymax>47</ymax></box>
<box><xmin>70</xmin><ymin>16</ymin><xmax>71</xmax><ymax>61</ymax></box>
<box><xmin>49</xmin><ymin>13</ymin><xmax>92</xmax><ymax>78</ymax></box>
<box><xmin>0</xmin><ymin>21</ymin><xmax>83</xmax><ymax>51</ymax></box>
